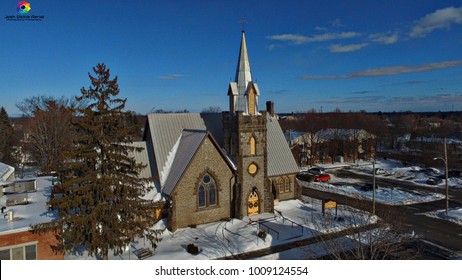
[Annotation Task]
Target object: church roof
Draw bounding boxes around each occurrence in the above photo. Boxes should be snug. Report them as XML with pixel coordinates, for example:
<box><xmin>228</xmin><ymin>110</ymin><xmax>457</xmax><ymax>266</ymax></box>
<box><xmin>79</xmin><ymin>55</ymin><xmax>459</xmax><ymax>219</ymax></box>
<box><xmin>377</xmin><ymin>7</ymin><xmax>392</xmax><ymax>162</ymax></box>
<box><xmin>162</xmin><ymin>129</ymin><xmax>234</xmax><ymax>196</ymax></box>
<box><xmin>146</xmin><ymin>113</ymin><xmax>206</xmax><ymax>184</ymax></box>
<box><xmin>162</xmin><ymin>130</ymin><xmax>207</xmax><ymax>196</ymax></box>
<box><xmin>266</xmin><ymin>114</ymin><xmax>300</xmax><ymax>177</ymax></box>
<box><xmin>145</xmin><ymin>113</ymin><xmax>224</xmax><ymax>184</ymax></box>
<box><xmin>127</xmin><ymin>141</ymin><xmax>153</xmax><ymax>179</ymax></box>
<box><xmin>144</xmin><ymin>112</ymin><xmax>299</xmax><ymax>185</ymax></box>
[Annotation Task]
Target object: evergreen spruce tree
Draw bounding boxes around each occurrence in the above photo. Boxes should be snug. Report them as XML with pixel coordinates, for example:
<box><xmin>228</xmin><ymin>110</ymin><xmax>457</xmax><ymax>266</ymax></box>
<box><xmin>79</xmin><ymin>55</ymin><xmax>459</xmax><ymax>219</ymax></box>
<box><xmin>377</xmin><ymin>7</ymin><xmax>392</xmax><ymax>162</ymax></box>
<box><xmin>46</xmin><ymin>64</ymin><xmax>161</xmax><ymax>259</ymax></box>
<box><xmin>0</xmin><ymin>107</ymin><xmax>17</xmax><ymax>165</ymax></box>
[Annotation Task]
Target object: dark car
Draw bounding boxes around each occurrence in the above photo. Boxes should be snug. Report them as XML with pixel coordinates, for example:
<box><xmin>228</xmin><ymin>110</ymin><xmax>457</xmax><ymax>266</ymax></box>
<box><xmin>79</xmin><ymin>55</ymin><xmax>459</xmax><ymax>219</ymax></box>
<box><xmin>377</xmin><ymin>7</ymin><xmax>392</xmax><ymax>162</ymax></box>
<box><xmin>315</xmin><ymin>173</ymin><xmax>330</xmax><ymax>182</ymax></box>
<box><xmin>448</xmin><ymin>169</ymin><xmax>461</xmax><ymax>178</ymax></box>
<box><xmin>308</xmin><ymin>167</ymin><xmax>325</xmax><ymax>175</ymax></box>
<box><xmin>422</xmin><ymin>168</ymin><xmax>440</xmax><ymax>176</ymax></box>
<box><xmin>296</xmin><ymin>172</ymin><xmax>316</xmax><ymax>182</ymax></box>
<box><xmin>360</xmin><ymin>183</ymin><xmax>379</xmax><ymax>191</ymax></box>
<box><xmin>426</xmin><ymin>177</ymin><xmax>443</xmax><ymax>185</ymax></box>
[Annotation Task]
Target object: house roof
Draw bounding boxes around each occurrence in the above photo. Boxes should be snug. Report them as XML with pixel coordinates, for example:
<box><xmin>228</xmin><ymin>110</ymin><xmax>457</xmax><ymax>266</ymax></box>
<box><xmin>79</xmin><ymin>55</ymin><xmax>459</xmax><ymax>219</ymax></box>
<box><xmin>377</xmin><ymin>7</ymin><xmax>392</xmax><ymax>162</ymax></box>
<box><xmin>266</xmin><ymin>115</ymin><xmax>300</xmax><ymax>177</ymax></box>
<box><xmin>0</xmin><ymin>176</ymin><xmax>55</xmax><ymax>235</ymax></box>
<box><xmin>0</xmin><ymin>162</ymin><xmax>14</xmax><ymax>182</ymax></box>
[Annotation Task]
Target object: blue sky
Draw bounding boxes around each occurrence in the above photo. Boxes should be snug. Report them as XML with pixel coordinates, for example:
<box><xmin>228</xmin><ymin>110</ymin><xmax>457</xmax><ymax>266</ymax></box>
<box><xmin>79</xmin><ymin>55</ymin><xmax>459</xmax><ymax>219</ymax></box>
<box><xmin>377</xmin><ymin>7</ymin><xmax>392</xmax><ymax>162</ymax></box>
<box><xmin>1</xmin><ymin>0</ymin><xmax>462</xmax><ymax>116</ymax></box>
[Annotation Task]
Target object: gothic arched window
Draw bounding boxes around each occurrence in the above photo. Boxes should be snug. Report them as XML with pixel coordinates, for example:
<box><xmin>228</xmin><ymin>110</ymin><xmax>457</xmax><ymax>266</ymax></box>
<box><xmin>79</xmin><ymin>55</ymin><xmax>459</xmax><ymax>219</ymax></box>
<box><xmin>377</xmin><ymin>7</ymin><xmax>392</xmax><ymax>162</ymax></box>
<box><xmin>250</xmin><ymin>136</ymin><xmax>256</xmax><ymax>155</ymax></box>
<box><xmin>197</xmin><ymin>173</ymin><xmax>218</xmax><ymax>208</ymax></box>
<box><xmin>248</xmin><ymin>88</ymin><xmax>256</xmax><ymax>115</ymax></box>
<box><xmin>198</xmin><ymin>185</ymin><xmax>206</xmax><ymax>208</ymax></box>
<box><xmin>276</xmin><ymin>177</ymin><xmax>284</xmax><ymax>193</ymax></box>
<box><xmin>284</xmin><ymin>176</ymin><xmax>290</xmax><ymax>192</ymax></box>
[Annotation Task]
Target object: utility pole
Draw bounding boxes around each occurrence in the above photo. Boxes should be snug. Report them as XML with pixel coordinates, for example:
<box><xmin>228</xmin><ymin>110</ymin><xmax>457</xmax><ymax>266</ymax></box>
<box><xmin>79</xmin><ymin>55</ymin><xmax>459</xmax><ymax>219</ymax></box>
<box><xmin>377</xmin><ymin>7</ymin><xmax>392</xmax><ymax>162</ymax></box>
<box><xmin>372</xmin><ymin>159</ymin><xmax>376</xmax><ymax>215</ymax></box>
<box><xmin>433</xmin><ymin>137</ymin><xmax>449</xmax><ymax>216</ymax></box>
<box><xmin>444</xmin><ymin>138</ymin><xmax>449</xmax><ymax>216</ymax></box>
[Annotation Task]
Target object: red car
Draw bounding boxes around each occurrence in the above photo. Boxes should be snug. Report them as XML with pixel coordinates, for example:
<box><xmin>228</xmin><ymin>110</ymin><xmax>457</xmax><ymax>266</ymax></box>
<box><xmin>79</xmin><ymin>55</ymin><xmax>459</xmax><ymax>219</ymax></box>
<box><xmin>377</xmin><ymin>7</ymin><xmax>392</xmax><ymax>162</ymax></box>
<box><xmin>315</xmin><ymin>173</ymin><xmax>330</xmax><ymax>182</ymax></box>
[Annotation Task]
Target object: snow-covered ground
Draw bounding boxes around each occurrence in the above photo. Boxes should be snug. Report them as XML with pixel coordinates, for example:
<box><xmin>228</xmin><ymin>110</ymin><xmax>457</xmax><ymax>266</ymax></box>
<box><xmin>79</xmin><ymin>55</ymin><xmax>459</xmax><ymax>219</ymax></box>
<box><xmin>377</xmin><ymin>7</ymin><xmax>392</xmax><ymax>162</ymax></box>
<box><xmin>66</xmin><ymin>198</ymin><xmax>375</xmax><ymax>260</ymax></box>
<box><xmin>349</xmin><ymin>159</ymin><xmax>462</xmax><ymax>189</ymax></box>
<box><xmin>299</xmin><ymin>178</ymin><xmax>445</xmax><ymax>206</ymax></box>
<box><xmin>421</xmin><ymin>208</ymin><xmax>462</xmax><ymax>226</ymax></box>
<box><xmin>301</xmin><ymin>159</ymin><xmax>462</xmax><ymax>228</ymax></box>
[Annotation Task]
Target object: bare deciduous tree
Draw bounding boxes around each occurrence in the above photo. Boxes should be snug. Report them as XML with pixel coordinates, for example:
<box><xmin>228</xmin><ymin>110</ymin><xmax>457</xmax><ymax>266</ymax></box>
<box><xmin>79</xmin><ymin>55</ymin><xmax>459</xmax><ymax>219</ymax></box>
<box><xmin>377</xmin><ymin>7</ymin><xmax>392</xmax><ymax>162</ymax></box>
<box><xmin>307</xmin><ymin>206</ymin><xmax>421</xmax><ymax>260</ymax></box>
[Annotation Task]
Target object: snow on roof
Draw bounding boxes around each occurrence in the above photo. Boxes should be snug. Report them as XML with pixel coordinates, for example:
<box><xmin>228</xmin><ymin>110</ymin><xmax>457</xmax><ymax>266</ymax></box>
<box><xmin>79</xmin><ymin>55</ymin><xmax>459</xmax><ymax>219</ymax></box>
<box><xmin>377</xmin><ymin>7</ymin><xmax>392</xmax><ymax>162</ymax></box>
<box><xmin>0</xmin><ymin>176</ymin><xmax>56</xmax><ymax>235</ymax></box>
<box><xmin>0</xmin><ymin>162</ymin><xmax>15</xmax><ymax>182</ymax></box>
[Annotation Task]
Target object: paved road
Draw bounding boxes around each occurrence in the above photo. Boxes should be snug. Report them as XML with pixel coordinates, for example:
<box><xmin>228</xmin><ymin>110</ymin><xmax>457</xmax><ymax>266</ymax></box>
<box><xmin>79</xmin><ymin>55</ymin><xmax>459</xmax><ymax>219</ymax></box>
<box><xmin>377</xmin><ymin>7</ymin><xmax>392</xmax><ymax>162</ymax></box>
<box><xmin>302</xmin><ymin>169</ymin><xmax>462</xmax><ymax>256</ymax></box>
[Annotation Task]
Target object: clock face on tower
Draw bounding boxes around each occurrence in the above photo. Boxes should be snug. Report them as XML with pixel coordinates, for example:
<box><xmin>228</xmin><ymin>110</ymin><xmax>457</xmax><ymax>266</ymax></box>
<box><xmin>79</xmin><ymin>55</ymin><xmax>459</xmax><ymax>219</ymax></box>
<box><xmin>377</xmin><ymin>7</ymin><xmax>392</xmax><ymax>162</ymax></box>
<box><xmin>248</xmin><ymin>163</ymin><xmax>258</xmax><ymax>175</ymax></box>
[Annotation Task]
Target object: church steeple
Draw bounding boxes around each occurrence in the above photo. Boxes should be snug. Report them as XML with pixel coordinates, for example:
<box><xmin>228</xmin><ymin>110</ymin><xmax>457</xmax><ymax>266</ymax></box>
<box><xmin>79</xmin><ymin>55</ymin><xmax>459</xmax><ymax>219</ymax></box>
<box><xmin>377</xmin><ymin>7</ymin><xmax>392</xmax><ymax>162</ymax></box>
<box><xmin>228</xmin><ymin>30</ymin><xmax>261</xmax><ymax>115</ymax></box>
<box><xmin>235</xmin><ymin>31</ymin><xmax>252</xmax><ymax>96</ymax></box>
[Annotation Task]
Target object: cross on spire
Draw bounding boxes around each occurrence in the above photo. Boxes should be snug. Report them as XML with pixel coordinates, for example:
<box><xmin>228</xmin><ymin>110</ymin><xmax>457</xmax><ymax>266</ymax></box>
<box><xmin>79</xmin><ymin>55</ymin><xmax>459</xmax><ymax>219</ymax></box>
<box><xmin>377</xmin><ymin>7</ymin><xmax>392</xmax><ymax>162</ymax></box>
<box><xmin>240</xmin><ymin>18</ymin><xmax>247</xmax><ymax>32</ymax></box>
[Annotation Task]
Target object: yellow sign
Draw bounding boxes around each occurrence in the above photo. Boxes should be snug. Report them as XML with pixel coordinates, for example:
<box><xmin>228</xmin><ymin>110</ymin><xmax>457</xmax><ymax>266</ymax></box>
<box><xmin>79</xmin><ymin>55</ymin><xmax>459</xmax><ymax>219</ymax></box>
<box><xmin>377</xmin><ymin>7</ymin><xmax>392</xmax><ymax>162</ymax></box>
<box><xmin>324</xmin><ymin>200</ymin><xmax>337</xmax><ymax>209</ymax></box>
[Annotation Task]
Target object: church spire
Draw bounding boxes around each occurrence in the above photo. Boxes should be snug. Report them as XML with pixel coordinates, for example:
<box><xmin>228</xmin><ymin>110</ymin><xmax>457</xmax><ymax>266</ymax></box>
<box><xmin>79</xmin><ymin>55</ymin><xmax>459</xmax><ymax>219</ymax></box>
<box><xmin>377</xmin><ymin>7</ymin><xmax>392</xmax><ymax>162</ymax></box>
<box><xmin>235</xmin><ymin>30</ymin><xmax>252</xmax><ymax>96</ymax></box>
<box><xmin>228</xmin><ymin>28</ymin><xmax>260</xmax><ymax>115</ymax></box>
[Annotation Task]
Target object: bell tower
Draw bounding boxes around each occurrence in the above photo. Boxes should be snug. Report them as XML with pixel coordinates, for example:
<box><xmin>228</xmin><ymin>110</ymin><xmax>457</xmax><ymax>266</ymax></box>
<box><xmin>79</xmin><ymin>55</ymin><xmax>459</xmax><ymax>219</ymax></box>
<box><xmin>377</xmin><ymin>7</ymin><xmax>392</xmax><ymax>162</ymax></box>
<box><xmin>223</xmin><ymin>30</ymin><xmax>271</xmax><ymax>219</ymax></box>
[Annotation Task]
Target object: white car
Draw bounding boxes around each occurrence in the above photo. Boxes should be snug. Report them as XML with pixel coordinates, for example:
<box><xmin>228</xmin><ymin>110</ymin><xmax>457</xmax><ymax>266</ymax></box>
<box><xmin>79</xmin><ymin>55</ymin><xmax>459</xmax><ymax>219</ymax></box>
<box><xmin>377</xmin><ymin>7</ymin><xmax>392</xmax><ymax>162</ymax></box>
<box><xmin>374</xmin><ymin>168</ymin><xmax>385</xmax><ymax>175</ymax></box>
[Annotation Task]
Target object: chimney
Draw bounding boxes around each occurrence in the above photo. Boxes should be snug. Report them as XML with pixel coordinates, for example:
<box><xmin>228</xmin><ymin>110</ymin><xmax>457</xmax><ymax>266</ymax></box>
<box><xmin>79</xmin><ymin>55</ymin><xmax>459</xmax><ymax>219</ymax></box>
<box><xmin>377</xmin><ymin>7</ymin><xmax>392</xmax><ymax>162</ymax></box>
<box><xmin>266</xmin><ymin>101</ymin><xmax>274</xmax><ymax>117</ymax></box>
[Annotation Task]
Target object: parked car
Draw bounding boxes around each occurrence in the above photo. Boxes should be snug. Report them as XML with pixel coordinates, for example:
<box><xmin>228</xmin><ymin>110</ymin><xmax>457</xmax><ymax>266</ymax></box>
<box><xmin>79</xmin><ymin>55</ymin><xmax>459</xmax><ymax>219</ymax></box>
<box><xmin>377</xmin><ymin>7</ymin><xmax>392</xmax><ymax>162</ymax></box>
<box><xmin>426</xmin><ymin>177</ymin><xmax>443</xmax><ymax>185</ymax></box>
<box><xmin>296</xmin><ymin>172</ymin><xmax>316</xmax><ymax>182</ymax></box>
<box><xmin>360</xmin><ymin>183</ymin><xmax>379</xmax><ymax>191</ymax></box>
<box><xmin>308</xmin><ymin>167</ymin><xmax>325</xmax><ymax>175</ymax></box>
<box><xmin>315</xmin><ymin>173</ymin><xmax>330</xmax><ymax>182</ymax></box>
<box><xmin>374</xmin><ymin>168</ymin><xmax>385</xmax><ymax>175</ymax></box>
<box><xmin>422</xmin><ymin>168</ymin><xmax>440</xmax><ymax>176</ymax></box>
<box><xmin>448</xmin><ymin>169</ymin><xmax>461</xmax><ymax>178</ymax></box>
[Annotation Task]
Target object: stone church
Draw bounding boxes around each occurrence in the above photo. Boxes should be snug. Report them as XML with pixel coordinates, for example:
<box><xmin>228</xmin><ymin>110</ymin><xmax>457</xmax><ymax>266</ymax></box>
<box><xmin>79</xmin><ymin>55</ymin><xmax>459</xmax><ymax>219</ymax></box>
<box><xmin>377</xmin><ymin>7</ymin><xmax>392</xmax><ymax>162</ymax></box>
<box><xmin>136</xmin><ymin>31</ymin><xmax>300</xmax><ymax>231</ymax></box>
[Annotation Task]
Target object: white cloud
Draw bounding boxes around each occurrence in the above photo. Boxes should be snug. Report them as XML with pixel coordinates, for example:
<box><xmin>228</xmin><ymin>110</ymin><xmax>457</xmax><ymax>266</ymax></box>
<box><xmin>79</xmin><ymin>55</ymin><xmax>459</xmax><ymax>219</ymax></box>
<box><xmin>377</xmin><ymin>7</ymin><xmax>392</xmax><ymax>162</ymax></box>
<box><xmin>299</xmin><ymin>60</ymin><xmax>462</xmax><ymax>79</ymax></box>
<box><xmin>329</xmin><ymin>43</ymin><xmax>368</xmax><ymax>53</ymax></box>
<box><xmin>266</xmin><ymin>32</ymin><xmax>361</xmax><ymax>45</ymax></box>
<box><xmin>159</xmin><ymin>74</ymin><xmax>185</xmax><ymax>80</ymax></box>
<box><xmin>369</xmin><ymin>33</ymin><xmax>399</xmax><ymax>45</ymax></box>
<box><xmin>410</xmin><ymin>6</ymin><xmax>462</xmax><ymax>37</ymax></box>
<box><xmin>331</xmin><ymin>18</ymin><xmax>345</xmax><ymax>28</ymax></box>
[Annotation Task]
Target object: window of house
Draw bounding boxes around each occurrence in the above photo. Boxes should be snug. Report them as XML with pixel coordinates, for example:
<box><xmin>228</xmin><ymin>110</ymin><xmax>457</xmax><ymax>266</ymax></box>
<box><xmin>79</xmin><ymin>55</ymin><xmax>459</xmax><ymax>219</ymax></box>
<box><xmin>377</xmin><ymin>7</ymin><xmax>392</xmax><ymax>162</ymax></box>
<box><xmin>0</xmin><ymin>243</ymin><xmax>37</xmax><ymax>260</ymax></box>
<box><xmin>250</xmin><ymin>136</ymin><xmax>256</xmax><ymax>155</ymax></box>
<box><xmin>197</xmin><ymin>173</ymin><xmax>218</xmax><ymax>208</ymax></box>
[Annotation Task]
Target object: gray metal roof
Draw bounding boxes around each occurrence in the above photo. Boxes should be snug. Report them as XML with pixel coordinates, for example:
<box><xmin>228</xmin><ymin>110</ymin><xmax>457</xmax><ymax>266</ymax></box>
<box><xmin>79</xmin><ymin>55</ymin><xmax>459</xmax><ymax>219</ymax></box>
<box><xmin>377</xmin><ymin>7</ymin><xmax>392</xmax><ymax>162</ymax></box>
<box><xmin>146</xmin><ymin>113</ymin><xmax>207</xmax><ymax>183</ymax></box>
<box><xmin>266</xmin><ymin>114</ymin><xmax>300</xmax><ymax>177</ymax></box>
<box><xmin>128</xmin><ymin>141</ymin><xmax>152</xmax><ymax>179</ymax></box>
<box><xmin>162</xmin><ymin>130</ymin><xmax>207</xmax><ymax>196</ymax></box>
<box><xmin>145</xmin><ymin>112</ymin><xmax>298</xmax><ymax>186</ymax></box>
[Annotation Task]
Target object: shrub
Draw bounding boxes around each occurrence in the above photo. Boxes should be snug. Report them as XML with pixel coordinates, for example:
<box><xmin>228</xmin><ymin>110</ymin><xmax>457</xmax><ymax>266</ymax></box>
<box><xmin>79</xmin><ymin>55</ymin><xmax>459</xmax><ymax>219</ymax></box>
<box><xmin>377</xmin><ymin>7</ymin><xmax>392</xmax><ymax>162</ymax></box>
<box><xmin>187</xmin><ymin>243</ymin><xmax>199</xmax><ymax>255</ymax></box>
<box><xmin>257</xmin><ymin>230</ymin><xmax>267</xmax><ymax>239</ymax></box>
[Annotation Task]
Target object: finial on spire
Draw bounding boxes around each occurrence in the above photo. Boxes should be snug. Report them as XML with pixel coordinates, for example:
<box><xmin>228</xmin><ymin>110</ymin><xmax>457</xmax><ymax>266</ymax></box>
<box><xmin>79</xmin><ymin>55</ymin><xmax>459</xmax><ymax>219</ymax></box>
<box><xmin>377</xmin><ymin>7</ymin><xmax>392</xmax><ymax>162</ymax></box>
<box><xmin>240</xmin><ymin>17</ymin><xmax>247</xmax><ymax>32</ymax></box>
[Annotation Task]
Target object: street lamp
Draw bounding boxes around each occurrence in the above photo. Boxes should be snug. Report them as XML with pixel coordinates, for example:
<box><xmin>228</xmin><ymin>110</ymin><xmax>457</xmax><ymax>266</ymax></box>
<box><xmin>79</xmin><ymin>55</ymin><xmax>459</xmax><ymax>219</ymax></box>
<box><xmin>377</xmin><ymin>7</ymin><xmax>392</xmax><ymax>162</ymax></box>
<box><xmin>433</xmin><ymin>138</ymin><xmax>449</xmax><ymax>216</ymax></box>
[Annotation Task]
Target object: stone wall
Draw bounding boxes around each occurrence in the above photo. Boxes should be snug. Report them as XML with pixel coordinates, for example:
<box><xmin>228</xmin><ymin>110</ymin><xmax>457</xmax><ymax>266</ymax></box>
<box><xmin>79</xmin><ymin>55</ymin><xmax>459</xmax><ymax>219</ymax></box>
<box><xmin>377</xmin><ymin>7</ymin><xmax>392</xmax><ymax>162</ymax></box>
<box><xmin>169</xmin><ymin>136</ymin><xmax>234</xmax><ymax>231</ymax></box>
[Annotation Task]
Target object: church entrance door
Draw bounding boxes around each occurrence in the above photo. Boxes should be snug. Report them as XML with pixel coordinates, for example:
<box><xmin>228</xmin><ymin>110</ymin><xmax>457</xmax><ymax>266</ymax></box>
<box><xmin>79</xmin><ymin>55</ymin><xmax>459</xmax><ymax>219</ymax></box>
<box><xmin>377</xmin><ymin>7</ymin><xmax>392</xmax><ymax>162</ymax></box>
<box><xmin>247</xmin><ymin>190</ymin><xmax>259</xmax><ymax>216</ymax></box>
